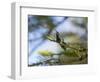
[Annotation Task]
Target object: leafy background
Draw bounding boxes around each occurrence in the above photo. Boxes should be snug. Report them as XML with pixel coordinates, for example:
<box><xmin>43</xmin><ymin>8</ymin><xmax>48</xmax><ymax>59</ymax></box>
<box><xmin>28</xmin><ymin>15</ymin><xmax>88</xmax><ymax>66</ymax></box>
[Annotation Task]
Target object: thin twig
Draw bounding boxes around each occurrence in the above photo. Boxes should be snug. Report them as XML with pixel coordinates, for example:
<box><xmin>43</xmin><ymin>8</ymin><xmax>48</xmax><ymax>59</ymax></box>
<box><xmin>28</xmin><ymin>58</ymin><xmax>56</xmax><ymax>67</ymax></box>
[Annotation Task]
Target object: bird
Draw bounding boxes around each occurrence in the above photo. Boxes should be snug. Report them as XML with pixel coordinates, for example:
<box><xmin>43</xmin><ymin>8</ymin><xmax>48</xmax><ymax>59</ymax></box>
<box><xmin>55</xmin><ymin>31</ymin><xmax>61</xmax><ymax>43</ymax></box>
<box><xmin>55</xmin><ymin>31</ymin><xmax>67</xmax><ymax>50</ymax></box>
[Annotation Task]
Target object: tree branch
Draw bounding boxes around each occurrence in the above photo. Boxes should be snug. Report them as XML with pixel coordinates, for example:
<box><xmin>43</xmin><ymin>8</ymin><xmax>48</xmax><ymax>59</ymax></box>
<box><xmin>28</xmin><ymin>58</ymin><xmax>56</xmax><ymax>67</ymax></box>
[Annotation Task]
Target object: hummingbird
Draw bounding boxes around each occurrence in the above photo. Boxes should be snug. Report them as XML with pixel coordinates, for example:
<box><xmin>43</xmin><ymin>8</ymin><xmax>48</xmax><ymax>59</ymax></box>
<box><xmin>55</xmin><ymin>31</ymin><xmax>67</xmax><ymax>51</ymax></box>
<box><xmin>55</xmin><ymin>31</ymin><xmax>61</xmax><ymax>43</ymax></box>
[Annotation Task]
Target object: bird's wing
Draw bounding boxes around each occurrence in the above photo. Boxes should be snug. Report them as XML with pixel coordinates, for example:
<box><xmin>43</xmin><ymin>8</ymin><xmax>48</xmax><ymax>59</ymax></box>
<box><xmin>56</xmin><ymin>31</ymin><xmax>61</xmax><ymax>43</ymax></box>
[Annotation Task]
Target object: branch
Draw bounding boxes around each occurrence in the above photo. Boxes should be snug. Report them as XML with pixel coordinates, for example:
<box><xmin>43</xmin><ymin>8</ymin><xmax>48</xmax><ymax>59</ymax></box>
<box><xmin>28</xmin><ymin>58</ymin><xmax>56</xmax><ymax>67</ymax></box>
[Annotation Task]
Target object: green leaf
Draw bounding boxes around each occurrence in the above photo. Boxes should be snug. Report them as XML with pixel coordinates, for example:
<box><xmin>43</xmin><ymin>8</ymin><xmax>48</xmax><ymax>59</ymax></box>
<box><xmin>38</xmin><ymin>50</ymin><xmax>53</xmax><ymax>56</ymax></box>
<box><xmin>63</xmin><ymin>49</ymin><xmax>79</xmax><ymax>57</ymax></box>
<box><xmin>46</xmin><ymin>35</ymin><xmax>55</xmax><ymax>41</ymax></box>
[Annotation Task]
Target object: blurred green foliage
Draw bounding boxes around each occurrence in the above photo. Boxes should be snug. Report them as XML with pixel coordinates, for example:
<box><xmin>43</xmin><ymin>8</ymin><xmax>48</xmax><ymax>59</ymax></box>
<box><xmin>28</xmin><ymin>16</ymin><xmax>88</xmax><ymax>66</ymax></box>
<box><xmin>38</xmin><ymin>50</ymin><xmax>54</xmax><ymax>57</ymax></box>
<box><xmin>28</xmin><ymin>16</ymin><xmax>56</xmax><ymax>32</ymax></box>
